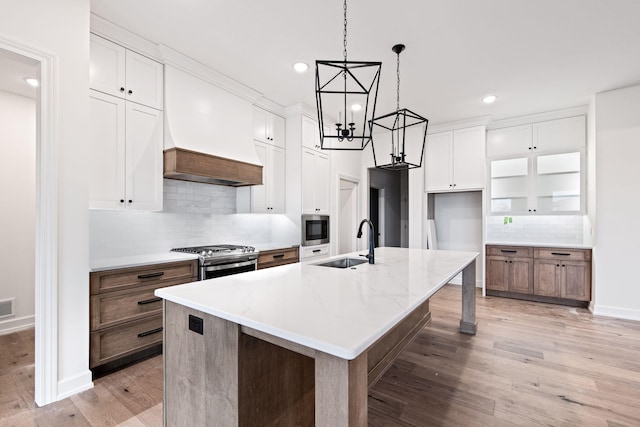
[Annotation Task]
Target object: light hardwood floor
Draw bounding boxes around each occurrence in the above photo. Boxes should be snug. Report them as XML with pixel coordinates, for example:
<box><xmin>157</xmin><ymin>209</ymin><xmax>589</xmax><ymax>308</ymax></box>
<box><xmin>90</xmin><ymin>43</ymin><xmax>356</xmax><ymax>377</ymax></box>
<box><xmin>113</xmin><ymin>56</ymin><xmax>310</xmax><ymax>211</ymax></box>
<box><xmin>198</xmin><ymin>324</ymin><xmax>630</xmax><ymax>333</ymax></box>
<box><xmin>2</xmin><ymin>285</ymin><xmax>640</xmax><ymax>426</ymax></box>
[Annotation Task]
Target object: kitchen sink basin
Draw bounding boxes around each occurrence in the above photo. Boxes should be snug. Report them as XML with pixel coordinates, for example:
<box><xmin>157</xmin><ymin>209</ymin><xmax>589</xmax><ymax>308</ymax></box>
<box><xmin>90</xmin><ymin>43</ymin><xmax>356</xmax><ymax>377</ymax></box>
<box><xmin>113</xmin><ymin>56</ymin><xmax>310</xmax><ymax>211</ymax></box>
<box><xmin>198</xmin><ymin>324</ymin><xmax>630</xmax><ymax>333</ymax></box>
<box><xmin>315</xmin><ymin>257</ymin><xmax>368</xmax><ymax>269</ymax></box>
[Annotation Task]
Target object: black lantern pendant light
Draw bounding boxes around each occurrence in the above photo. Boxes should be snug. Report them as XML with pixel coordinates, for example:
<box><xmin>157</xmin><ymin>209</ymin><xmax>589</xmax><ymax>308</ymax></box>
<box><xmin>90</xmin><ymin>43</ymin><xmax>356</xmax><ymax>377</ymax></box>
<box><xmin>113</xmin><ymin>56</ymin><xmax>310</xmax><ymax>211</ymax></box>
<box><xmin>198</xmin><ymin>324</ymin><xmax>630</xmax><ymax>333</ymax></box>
<box><xmin>315</xmin><ymin>0</ymin><xmax>382</xmax><ymax>150</ymax></box>
<box><xmin>370</xmin><ymin>44</ymin><xmax>428</xmax><ymax>170</ymax></box>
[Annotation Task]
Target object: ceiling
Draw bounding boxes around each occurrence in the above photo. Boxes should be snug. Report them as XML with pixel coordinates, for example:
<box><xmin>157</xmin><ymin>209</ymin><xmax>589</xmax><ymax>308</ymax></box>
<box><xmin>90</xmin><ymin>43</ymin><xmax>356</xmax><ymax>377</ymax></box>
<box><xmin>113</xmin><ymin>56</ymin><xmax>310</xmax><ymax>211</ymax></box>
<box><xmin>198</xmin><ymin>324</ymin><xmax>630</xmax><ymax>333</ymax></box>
<box><xmin>56</xmin><ymin>1</ymin><xmax>640</xmax><ymax>124</ymax></box>
<box><xmin>0</xmin><ymin>51</ymin><xmax>38</xmax><ymax>99</ymax></box>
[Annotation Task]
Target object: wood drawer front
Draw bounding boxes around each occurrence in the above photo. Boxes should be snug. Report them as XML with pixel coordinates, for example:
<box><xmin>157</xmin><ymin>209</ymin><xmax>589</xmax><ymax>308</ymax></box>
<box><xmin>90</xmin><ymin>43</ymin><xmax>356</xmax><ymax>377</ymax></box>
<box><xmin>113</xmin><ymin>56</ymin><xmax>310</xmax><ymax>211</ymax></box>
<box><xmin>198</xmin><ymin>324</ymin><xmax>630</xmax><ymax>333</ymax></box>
<box><xmin>534</xmin><ymin>248</ymin><xmax>591</xmax><ymax>262</ymax></box>
<box><xmin>90</xmin><ymin>260</ymin><xmax>198</xmax><ymax>294</ymax></box>
<box><xmin>487</xmin><ymin>245</ymin><xmax>533</xmax><ymax>258</ymax></box>
<box><xmin>90</xmin><ymin>278</ymin><xmax>193</xmax><ymax>331</ymax></box>
<box><xmin>258</xmin><ymin>247</ymin><xmax>299</xmax><ymax>269</ymax></box>
<box><xmin>90</xmin><ymin>314</ymin><xmax>163</xmax><ymax>368</ymax></box>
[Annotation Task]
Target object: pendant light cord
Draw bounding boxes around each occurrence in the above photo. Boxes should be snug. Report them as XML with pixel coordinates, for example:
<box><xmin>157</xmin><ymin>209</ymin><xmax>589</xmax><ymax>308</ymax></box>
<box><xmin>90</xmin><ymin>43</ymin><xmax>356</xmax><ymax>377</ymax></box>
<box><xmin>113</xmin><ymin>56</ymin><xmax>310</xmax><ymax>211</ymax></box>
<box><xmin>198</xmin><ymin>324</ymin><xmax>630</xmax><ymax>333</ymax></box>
<box><xmin>396</xmin><ymin>49</ymin><xmax>401</xmax><ymax>112</ymax></box>
<box><xmin>343</xmin><ymin>0</ymin><xmax>348</xmax><ymax>62</ymax></box>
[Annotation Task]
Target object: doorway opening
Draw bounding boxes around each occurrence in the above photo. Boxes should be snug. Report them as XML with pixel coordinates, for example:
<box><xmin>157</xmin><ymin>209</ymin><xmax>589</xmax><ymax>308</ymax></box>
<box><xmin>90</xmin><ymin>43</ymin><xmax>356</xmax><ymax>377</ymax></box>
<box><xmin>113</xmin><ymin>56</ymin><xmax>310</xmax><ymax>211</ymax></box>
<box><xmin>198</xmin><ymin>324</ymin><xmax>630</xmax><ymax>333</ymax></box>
<box><xmin>0</xmin><ymin>40</ymin><xmax>58</xmax><ymax>406</ymax></box>
<box><xmin>369</xmin><ymin>168</ymin><xmax>408</xmax><ymax>248</ymax></box>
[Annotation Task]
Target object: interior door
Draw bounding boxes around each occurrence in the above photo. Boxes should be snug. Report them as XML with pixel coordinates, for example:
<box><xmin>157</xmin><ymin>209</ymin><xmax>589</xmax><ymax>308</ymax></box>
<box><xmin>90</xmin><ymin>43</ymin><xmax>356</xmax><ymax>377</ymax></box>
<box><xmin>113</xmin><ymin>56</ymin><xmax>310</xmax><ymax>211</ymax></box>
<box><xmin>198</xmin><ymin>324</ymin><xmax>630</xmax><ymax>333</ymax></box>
<box><xmin>369</xmin><ymin>187</ymin><xmax>379</xmax><ymax>247</ymax></box>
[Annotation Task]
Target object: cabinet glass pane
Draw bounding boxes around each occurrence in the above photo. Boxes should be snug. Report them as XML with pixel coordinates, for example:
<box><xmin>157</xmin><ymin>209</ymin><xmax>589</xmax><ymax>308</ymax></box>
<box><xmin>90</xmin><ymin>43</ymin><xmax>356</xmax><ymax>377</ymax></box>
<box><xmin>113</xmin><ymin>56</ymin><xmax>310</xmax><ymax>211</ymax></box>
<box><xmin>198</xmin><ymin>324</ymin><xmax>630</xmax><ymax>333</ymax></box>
<box><xmin>491</xmin><ymin>197</ymin><xmax>528</xmax><ymax>213</ymax></box>
<box><xmin>491</xmin><ymin>157</ymin><xmax>527</xmax><ymax>178</ymax></box>
<box><xmin>535</xmin><ymin>152</ymin><xmax>581</xmax><ymax>212</ymax></box>
<box><xmin>537</xmin><ymin>152</ymin><xmax>580</xmax><ymax>174</ymax></box>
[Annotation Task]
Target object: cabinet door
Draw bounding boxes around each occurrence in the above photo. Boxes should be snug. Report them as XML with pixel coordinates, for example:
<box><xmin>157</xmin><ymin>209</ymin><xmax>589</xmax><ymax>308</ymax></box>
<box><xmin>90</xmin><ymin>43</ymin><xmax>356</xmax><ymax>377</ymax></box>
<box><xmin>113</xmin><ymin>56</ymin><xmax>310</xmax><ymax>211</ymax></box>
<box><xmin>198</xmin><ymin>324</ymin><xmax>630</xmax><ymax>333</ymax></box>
<box><xmin>486</xmin><ymin>257</ymin><xmax>509</xmax><ymax>291</ymax></box>
<box><xmin>314</xmin><ymin>152</ymin><xmax>330</xmax><ymax>214</ymax></box>
<box><xmin>89</xmin><ymin>91</ymin><xmax>126</xmax><ymax>210</ymax></box>
<box><xmin>301</xmin><ymin>149</ymin><xmax>316</xmax><ymax>213</ymax></box>
<box><xmin>489</xmin><ymin>157</ymin><xmax>531</xmax><ymax>214</ymax></box>
<box><xmin>533</xmin><ymin>116</ymin><xmax>585</xmax><ymax>153</ymax></box>
<box><xmin>509</xmin><ymin>258</ymin><xmax>534</xmax><ymax>294</ymax></box>
<box><xmin>269</xmin><ymin>113</ymin><xmax>286</xmax><ymax>149</ymax></box>
<box><xmin>452</xmin><ymin>126</ymin><xmax>485</xmax><ymax>190</ymax></box>
<box><xmin>90</xmin><ymin>34</ymin><xmax>126</xmax><ymax>98</ymax></box>
<box><xmin>424</xmin><ymin>131</ymin><xmax>453</xmax><ymax>191</ymax></box>
<box><xmin>302</xmin><ymin>116</ymin><xmax>320</xmax><ymax>150</ymax></box>
<box><xmin>251</xmin><ymin>142</ymin><xmax>268</xmax><ymax>212</ymax></box>
<box><xmin>126</xmin><ymin>102</ymin><xmax>163</xmax><ymax>211</ymax></box>
<box><xmin>125</xmin><ymin>50</ymin><xmax>163</xmax><ymax>110</ymax></box>
<box><xmin>252</xmin><ymin>106</ymin><xmax>269</xmax><ymax>144</ymax></box>
<box><xmin>486</xmin><ymin>124</ymin><xmax>532</xmax><ymax>157</ymax></box>
<box><xmin>561</xmin><ymin>261</ymin><xmax>591</xmax><ymax>301</ymax></box>
<box><xmin>268</xmin><ymin>145</ymin><xmax>286</xmax><ymax>213</ymax></box>
<box><xmin>533</xmin><ymin>259</ymin><xmax>560</xmax><ymax>297</ymax></box>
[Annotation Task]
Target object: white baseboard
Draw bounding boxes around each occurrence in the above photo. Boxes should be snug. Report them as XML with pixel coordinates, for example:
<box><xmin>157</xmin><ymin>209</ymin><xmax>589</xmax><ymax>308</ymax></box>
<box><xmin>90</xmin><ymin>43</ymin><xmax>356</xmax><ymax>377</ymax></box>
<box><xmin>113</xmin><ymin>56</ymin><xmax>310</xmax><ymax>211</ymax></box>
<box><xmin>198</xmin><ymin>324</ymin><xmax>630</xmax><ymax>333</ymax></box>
<box><xmin>57</xmin><ymin>371</ymin><xmax>94</xmax><ymax>401</ymax></box>
<box><xmin>0</xmin><ymin>315</ymin><xmax>35</xmax><ymax>335</ymax></box>
<box><xmin>592</xmin><ymin>304</ymin><xmax>640</xmax><ymax>322</ymax></box>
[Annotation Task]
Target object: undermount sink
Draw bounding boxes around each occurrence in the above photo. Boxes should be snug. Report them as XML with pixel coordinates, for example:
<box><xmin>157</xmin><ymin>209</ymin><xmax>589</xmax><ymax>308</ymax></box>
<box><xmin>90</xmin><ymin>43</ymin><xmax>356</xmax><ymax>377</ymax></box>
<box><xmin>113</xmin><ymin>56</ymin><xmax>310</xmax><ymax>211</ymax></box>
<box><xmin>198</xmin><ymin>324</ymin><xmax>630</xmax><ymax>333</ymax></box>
<box><xmin>315</xmin><ymin>257</ymin><xmax>368</xmax><ymax>269</ymax></box>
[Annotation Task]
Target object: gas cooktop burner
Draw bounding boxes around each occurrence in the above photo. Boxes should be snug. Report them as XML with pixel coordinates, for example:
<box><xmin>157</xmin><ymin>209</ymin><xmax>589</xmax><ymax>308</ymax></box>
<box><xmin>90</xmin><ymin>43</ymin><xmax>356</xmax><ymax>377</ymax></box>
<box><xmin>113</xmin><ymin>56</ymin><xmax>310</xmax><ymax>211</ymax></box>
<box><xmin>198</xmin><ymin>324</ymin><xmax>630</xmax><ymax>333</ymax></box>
<box><xmin>172</xmin><ymin>244</ymin><xmax>257</xmax><ymax>259</ymax></box>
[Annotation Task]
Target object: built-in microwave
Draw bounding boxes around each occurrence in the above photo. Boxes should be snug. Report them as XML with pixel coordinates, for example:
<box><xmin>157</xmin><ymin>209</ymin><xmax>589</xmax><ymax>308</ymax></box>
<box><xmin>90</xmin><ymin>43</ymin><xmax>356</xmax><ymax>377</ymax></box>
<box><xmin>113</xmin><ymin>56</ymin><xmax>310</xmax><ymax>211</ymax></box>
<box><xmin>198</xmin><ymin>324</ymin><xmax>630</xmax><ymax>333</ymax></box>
<box><xmin>301</xmin><ymin>214</ymin><xmax>329</xmax><ymax>246</ymax></box>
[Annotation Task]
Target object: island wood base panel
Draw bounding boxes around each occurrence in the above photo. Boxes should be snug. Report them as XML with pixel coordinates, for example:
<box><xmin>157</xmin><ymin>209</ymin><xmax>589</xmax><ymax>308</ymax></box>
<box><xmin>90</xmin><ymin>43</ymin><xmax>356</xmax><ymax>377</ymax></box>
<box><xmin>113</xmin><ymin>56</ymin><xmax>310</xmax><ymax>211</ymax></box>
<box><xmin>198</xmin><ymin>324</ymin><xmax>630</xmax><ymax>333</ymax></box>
<box><xmin>163</xmin><ymin>298</ymin><xmax>433</xmax><ymax>426</ymax></box>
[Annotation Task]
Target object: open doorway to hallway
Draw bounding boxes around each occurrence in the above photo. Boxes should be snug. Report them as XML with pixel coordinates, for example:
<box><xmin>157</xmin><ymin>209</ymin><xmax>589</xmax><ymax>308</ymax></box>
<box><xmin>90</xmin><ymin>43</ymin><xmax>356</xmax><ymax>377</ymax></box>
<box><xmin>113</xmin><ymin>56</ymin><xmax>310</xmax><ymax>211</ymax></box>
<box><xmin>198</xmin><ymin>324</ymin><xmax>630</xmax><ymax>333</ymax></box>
<box><xmin>369</xmin><ymin>168</ymin><xmax>409</xmax><ymax>248</ymax></box>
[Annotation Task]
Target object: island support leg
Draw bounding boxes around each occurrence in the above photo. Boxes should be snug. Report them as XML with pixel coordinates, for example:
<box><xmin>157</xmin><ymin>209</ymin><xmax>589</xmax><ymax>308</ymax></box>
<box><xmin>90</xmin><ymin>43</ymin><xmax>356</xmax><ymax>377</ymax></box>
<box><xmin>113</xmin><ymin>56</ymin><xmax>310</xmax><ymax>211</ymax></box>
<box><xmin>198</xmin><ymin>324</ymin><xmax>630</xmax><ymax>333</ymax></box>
<box><xmin>315</xmin><ymin>351</ymin><xmax>368</xmax><ymax>427</ymax></box>
<box><xmin>459</xmin><ymin>260</ymin><xmax>477</xmax><ymax>335</ymax></box>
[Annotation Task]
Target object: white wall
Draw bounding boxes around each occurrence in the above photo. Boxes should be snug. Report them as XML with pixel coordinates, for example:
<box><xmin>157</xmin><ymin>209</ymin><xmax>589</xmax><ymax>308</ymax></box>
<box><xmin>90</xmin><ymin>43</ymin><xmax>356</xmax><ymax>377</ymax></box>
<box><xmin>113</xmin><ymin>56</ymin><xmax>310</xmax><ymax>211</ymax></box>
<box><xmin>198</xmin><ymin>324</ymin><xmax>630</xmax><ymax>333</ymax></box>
<box><xmin>0</xmin><ymin>91</ymin><xmax>35</xmax><ymax>333</ymax></box>
<box><xmin>592</xmin><ymin>84</ymin><xmax>640</xmax><ymax>321</ymax></box>
<box><xmin>0</xmin><ymin>0</ymin><xmax>92</xmax><ymax>401</ymax></box>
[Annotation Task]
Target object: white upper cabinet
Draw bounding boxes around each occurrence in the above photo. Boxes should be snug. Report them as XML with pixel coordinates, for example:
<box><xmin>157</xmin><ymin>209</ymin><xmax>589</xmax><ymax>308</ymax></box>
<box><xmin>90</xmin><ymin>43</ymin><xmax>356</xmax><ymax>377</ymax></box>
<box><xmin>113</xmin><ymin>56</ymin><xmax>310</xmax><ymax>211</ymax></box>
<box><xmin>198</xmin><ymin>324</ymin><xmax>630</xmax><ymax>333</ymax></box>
<box><xmin>302</xmin><ymin>147</ymin><xmax>330</xmax><ymax>214</ymax></box>
<box><xmin>237</xmin><ymin>141</ymin><xmax>285</xmax><ymax>214</ymax></box>
<box><xmin>90</xmin><ymin>34</ymin><xmax>163</xmax><ymax>110</ymax></box>
<box><xmin>487</xmin><ymin>116</ymin><xmax>585</xmax><ymax>157</ymax></box>
<box><xmin>302</xmin><ymin>115</ymin><xmax>322</xmax><ymax>150</ymax></box>
<box><xmin>253</xmin><ymin>106</ymin><xmax>285</xmax><ymax>148</ymax></box>
<box><xmin>89</xmin><ymin>90</ymin><xmax>163</xmax><ymax>211</ymax></box>
<box><xmin>425</xmin><ymin>125</ymin><xmax>486</xmax><ymax>192</ymax></box>
<box><xmin>487</xmin><ymin>115</ymin><xmax>586</xmax><ymax>215</ymax></box>
<box><xmin>486</xmin><ymin>124</ymin><xmax>532</xmax><ymax>157</ymax></box>
<box><xmin>533</xmin><ymin>116</ymin><xmax>585</xmax><ymax>153</ymax></box>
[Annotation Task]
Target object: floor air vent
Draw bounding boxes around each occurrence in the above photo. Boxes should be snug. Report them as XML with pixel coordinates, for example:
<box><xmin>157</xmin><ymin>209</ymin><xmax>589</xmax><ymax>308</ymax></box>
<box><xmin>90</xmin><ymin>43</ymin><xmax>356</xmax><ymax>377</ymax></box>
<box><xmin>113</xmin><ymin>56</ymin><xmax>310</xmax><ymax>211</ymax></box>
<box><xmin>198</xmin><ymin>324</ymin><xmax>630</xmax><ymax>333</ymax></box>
<box><xmin>0</xmin><ymin>299</ymin><xmax>14</xmax><ymax>318</ymax></box>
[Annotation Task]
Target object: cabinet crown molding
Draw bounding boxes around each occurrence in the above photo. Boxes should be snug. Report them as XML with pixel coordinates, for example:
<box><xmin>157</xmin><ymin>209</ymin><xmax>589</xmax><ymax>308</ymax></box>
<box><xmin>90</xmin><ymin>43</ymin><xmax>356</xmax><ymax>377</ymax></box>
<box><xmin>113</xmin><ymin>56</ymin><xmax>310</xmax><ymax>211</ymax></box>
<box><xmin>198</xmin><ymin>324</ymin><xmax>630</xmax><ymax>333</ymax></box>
<box><xmin>427</xmin><ymin>115</ymin><xmax>491</xmax><ymax>134</ymax></box>
<box><xmin>488</xmin><ymin>105</ymin><xmax>588</xmax><ymax>130</ymax></box>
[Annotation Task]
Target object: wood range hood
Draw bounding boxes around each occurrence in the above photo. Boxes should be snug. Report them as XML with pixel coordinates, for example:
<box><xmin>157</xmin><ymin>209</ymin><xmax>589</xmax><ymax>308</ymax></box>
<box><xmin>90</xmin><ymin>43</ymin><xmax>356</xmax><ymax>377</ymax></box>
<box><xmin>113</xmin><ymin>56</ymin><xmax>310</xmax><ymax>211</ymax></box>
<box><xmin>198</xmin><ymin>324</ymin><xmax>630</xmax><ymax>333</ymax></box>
<box><xmin>163</xmin><ymin>147</ymin><xmax>262</xmax><ymax>187</ymax></box>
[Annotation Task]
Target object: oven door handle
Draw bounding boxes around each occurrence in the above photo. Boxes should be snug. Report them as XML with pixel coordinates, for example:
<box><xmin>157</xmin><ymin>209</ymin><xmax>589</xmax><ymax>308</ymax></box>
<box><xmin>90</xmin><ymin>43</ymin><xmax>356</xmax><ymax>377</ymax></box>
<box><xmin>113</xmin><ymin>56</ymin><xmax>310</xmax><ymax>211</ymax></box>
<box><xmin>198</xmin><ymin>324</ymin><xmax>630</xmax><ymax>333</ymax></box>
<box><xmin>203</xmin><ymin>259</ymin><xmax>257</xmax><ymax>272</ymax></box>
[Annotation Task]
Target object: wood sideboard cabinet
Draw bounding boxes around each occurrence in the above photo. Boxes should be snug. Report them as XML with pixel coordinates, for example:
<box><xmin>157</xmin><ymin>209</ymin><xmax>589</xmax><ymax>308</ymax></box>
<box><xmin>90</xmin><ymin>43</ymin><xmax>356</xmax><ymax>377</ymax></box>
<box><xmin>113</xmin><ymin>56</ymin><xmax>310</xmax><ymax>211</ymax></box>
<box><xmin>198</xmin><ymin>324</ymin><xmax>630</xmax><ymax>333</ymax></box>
<box><xmin>486</xmin><ymin>245</ymin><xmax>591</xmax><ymax>306</ymax></box>
<box><xmin>257</xmin><ymin>246</ymin><xmax>299</xmax><ymax>270</ymax></box>
<box><xmin>89</xmin><ymin>259</ymin><xmax>198</xmax><ymax>375</ymax></box>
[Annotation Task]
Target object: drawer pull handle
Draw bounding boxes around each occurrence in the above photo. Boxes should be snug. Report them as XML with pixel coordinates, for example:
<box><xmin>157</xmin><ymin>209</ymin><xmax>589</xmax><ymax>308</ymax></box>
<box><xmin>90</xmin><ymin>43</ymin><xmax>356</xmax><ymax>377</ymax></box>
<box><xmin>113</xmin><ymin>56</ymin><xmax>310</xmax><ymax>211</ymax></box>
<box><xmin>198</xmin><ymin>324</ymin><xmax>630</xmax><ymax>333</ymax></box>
<box><xmin>312</xmin><ymin>249</ymin><xmax>321</xmax><ymax>253</ymax></box>
<box><xmin>551</xmin><ymin>252</ymin><xmax>571</xmax><ymax>256</ymax></box>
<box><xmin>501</xmin><ymin>250</ymin><xmax>517</xmax><ymax>253</ymax></box>
<box><xmin>138</xmin><ymin>327</ymin><xmax>163</xmax><ymax>338</ymax></box>
<box><xmin>137</xmin><ymin>297</ymin><xmax>162</xmax><ymax>305</ymax></box>
<box><xmin>273</xmin><ymin>254</ymin><xmax>285</xmax><ymax>259</ymax></box>
<box><xmin>138</xmin><ymin>272</ymin><xmax>164</xmax><ymax>279</ymax></box>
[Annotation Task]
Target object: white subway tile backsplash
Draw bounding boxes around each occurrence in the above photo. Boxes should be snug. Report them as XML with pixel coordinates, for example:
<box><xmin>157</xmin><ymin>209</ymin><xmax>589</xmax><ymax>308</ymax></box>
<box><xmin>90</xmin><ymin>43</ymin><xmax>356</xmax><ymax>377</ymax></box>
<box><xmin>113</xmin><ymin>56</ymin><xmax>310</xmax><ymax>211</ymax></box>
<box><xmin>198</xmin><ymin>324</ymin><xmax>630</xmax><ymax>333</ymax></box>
<box><xmin>90</xmin><ymin>180</ymin><xmax>273</xmax><ymax>259</ymax></box>
<box><xmin>486</xmin><ymin>215</ymin><xmax>584</xmax><ymax>245</ymax></box>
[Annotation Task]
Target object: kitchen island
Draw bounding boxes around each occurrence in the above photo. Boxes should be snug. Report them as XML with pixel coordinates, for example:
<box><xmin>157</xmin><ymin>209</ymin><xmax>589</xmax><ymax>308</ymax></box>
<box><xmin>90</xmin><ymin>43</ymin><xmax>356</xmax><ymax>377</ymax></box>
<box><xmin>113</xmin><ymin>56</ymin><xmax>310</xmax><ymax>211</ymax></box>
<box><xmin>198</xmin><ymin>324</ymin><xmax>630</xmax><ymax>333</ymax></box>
<box><xmin>155</xmin><ymin>247</ymin><xmax>478</xmax><ymax>426</ymax></box>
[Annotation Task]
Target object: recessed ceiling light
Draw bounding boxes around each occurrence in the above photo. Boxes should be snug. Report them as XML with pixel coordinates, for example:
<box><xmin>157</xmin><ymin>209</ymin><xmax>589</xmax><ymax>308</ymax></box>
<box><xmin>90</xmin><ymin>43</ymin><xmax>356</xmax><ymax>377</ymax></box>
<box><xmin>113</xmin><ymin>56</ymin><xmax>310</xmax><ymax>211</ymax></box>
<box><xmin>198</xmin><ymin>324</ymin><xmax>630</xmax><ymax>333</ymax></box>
<box><xmin>24</xmin><ymin>77</ymin><xmax>39</xmax><ymax>87</ymax></box>
<box><xmin>351</xmin><ymin>103</ymin><xmax>362</xmax><ymax>112</ymax></box>
<box><xmin>292</xmin><ymin>62</ymin><xmax>309</xmax><ymax>73</ymax></box>
<box><xmin>482</xmin><ymin>95</ymin><xmax>497</xmax><ymax>104</ymax></box>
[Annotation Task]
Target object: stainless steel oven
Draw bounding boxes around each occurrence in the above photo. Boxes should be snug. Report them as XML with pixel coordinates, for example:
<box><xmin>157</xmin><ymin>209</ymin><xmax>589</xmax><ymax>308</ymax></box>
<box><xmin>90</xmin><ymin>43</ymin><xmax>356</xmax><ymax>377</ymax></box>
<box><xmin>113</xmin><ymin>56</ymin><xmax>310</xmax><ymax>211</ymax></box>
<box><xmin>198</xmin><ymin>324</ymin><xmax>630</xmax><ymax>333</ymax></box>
<box><xmin>301</xmin><ymin>214</ymin><xmax>329</xmax><ymax>246</ymax></box>
<box><xmin>171</xmin><ymin>245</ymin><xmax>258</xmax><ymax>280</ymax></box>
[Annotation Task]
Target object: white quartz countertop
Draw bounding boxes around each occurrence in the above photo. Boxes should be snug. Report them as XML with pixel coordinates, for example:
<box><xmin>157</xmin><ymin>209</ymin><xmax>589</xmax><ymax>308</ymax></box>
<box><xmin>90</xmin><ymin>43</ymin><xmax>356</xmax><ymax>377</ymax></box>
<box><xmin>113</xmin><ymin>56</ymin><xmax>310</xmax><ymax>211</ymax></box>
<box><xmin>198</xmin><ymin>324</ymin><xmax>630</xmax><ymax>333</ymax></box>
<box><xmin>485</xmin><ymin>241</ymin><xmax>593</xmax><ymax>249</ymax></box>
<box><xmin>155</xmin><ymin>247</ymin><xmax>478</xmax><ymax>360</ymax></box>
<box><xmin>90</xmin><ymin>252</ymin><xmax>199</xmax><ymax>272</ymax></box>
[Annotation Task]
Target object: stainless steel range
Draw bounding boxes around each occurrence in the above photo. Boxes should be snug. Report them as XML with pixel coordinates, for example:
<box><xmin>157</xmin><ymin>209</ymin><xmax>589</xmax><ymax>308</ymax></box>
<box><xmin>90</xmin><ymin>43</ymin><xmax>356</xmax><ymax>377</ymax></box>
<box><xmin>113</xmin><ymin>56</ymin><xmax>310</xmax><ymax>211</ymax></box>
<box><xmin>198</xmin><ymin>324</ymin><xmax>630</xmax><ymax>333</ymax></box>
<box><xmin>171</xmin><ymin>244</ymin><xmax>258</xmax><ymax>280</ymax></box>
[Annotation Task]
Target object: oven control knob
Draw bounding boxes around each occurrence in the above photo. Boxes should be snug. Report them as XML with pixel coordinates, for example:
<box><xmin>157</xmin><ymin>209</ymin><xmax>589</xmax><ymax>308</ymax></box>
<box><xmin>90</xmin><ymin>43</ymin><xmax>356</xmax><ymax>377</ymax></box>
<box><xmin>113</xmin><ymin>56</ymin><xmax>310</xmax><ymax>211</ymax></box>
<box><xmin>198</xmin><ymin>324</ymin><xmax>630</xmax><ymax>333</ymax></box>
<box><xmin>200</xmin><ymin>250</ymin><xmax>207</xmax><ymax>256</ymax></box>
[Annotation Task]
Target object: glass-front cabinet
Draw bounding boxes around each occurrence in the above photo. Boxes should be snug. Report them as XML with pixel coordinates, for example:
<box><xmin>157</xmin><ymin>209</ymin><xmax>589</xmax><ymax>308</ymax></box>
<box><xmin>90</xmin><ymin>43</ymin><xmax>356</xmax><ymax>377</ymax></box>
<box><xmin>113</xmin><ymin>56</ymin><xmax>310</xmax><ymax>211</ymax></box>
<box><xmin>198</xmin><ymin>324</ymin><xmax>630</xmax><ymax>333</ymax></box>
<box><xmin>487</xmin><ymin>115</ymin><xmax>585</xmax><ymax>215</ymax></box>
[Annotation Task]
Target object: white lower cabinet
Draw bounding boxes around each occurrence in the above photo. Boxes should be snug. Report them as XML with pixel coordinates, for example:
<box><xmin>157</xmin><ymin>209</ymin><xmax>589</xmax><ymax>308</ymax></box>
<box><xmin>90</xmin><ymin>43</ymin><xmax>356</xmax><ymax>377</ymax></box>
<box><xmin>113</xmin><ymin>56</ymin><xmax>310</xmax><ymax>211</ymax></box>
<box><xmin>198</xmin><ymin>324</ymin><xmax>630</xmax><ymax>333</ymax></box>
<box><xmin>237</xmin><ymin>141</ymin><xmax>285</xmax><ymax>213</ymax></box>
<box><xmin>300</xmin><ymin>244</ymin><xmax>330</xmax><ymax>261</ymax></box>
<box><xmin>89</xmin><ymin>90</ymin><xmax>163</xmax><ymax>211</ymax></box>
<box><xmin>302</xmin><ymin>148</ymin><xmax>330</xmax><ymax>214</ymax></box>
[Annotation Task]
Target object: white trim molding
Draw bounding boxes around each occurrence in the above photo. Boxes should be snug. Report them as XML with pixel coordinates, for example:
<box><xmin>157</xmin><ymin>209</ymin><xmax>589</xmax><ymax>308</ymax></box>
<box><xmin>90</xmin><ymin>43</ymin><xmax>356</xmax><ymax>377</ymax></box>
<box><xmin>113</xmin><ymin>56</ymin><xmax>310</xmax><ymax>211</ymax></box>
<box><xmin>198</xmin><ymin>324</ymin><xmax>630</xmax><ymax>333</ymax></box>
<box><xmin>57</xmin><ymin>371</ymin><xmax>94</xmax><ymax>401</ymax></box>
<box><xmin>592</xmin><ymin>304</ymin><xmax>640</xmax><ymax>322</ymax></box>
<box><xmin>427</xmin><ymin>115</ymin><xmax>491</xmax><ymax>134</ymax></box>
<box><xmin>488</xmin><ymin>105</ymin><xmax>588</xmax><ymax>130</ymax></box>
<box><xmin>0</xmin><ymin>315</ymin><xmax>35</xmax><ymax>335</ymax></box>
<box><xmin>0</xmin><ymin>35</ymin><xmax>60</xmax><ymax>407</ymax></box>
